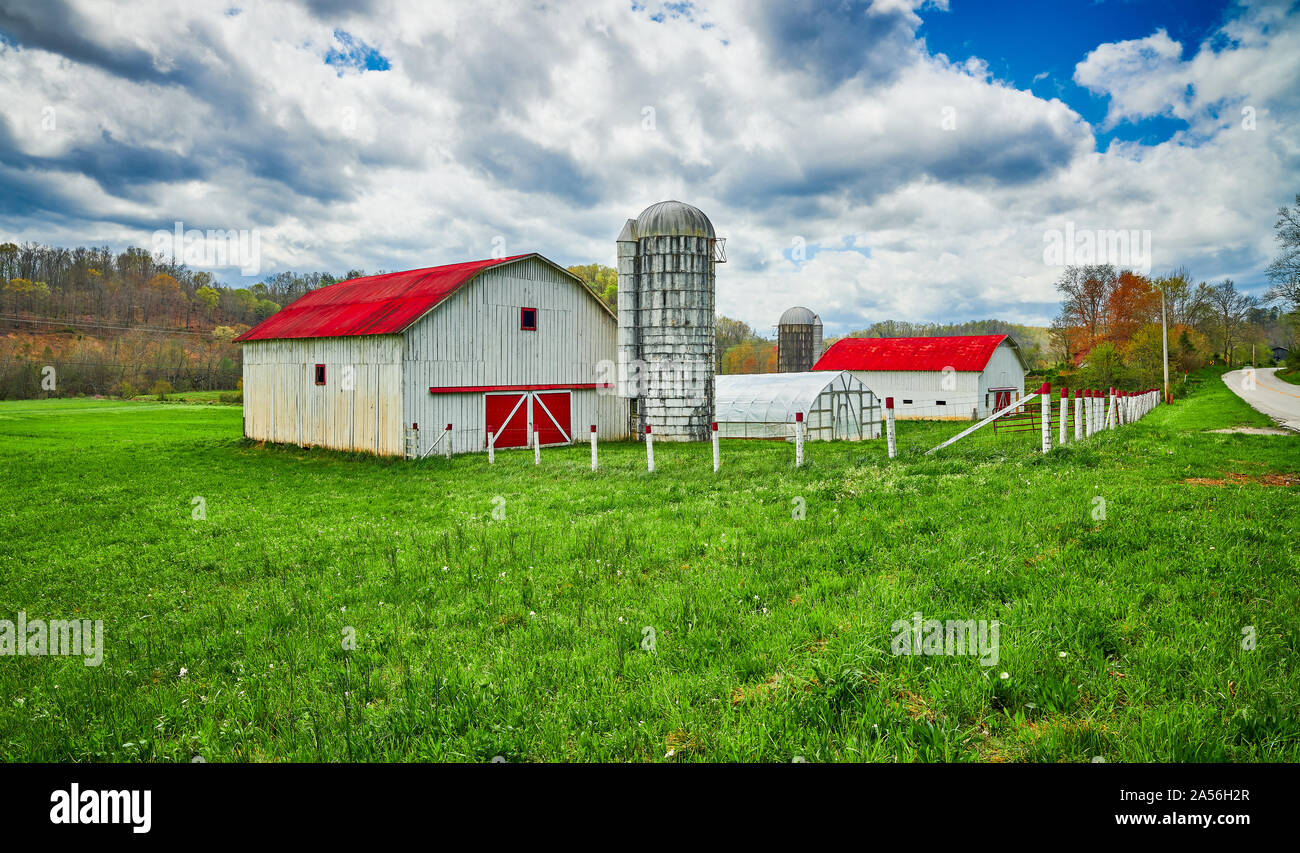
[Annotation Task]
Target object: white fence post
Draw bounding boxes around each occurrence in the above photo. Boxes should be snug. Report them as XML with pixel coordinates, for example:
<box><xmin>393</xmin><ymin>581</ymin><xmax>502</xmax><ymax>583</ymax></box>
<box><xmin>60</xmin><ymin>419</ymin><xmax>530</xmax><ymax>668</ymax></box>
<box><xmin>1073</xmin><ymin>390</ymin><xmax>1082</xmax><ymax>441</ymax></box>
<box><xmin>534</xmin><ymin>428</ymin><xmax>541</xmax><ymax>465</ymax></box>
<box><xmin>1083</xmin><ymin>390</ymin><xmax>1092</xmax><ymax>437</ymax></box>
<box><xmin>885</xmin><ymin>396</ymin><xmax>897</xmax><ymax>459</ymax></box>
<box><xmin>444</xmin><ymin>424</ymin><xmax>452</xmax><ymax>458</ymax></box>
<box><xmin>1039</xmin><ymin>382</ymin><xmax>1052</xmax><ymax>454</ymax></box>
<box><xmin>1059</xmin><ymin>388</ymin><xmax>1068</xmax><ymax>445</ymax></box>
<box><xmin>487</xmin><ymin>430</ymin><xmax>495</xmax><ymax>464</ymax></box>
<box><xmin>711</xmin><ymin>421</ymin><xmax>720</xmax><ymax>473</ymax></box>
<box><xmin>795</xmin><ymin>411</ymin><xmax>805</xmax><ymax>468</ymax></box>
<box><xmin>590</xmin><ymin>424</ymin><xmax>597</xmax><ymax>472</ymax></box>
<box><xmin>645</xmin><ymin>425</ymin><xmax>655</xmax><ymax>472</ymax></box>
<box><xmin>1107</xmin><ymin>388</ymin><xmax>1117</xmax><ymax>430</ymax></box>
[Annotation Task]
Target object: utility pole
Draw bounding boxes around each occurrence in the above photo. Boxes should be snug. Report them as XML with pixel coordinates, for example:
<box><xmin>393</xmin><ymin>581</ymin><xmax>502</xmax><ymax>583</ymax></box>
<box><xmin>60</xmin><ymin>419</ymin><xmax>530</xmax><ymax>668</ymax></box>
<box><xmin>1161</xmin><ymin>285</ymin><xmax>1170</xmax><ymax>404</ymax></box>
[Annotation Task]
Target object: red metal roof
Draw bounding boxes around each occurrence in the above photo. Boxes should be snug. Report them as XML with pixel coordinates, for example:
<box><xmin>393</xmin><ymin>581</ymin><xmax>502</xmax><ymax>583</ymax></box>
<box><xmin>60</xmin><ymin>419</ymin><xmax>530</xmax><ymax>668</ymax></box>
<box><xmin>813</xmin><ymin>334</ymin><xmax>1012</xmax><ymax>372</ymax></box>
<box><xmin>234</xmin><ymin>254</ymin><xmax>533</xmax><ymax>341</ymax></box>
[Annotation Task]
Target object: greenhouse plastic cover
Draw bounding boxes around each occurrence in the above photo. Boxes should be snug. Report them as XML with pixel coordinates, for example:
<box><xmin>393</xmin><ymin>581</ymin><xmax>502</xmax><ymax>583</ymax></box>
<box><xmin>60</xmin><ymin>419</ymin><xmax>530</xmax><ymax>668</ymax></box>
<box><xmin>715</xmin><ymin>371</ymin><xmax>869</xmax><ymax>423</ymax></box>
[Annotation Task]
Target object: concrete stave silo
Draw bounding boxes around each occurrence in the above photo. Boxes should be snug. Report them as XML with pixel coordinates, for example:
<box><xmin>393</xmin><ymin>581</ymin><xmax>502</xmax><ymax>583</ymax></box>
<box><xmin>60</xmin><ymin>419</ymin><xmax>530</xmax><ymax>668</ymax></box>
<box><xmin>616</xmin><ymin>200</ymin><xmax>719</xmax><ymax>441</ymax></box>
<box><xmin>776</xmin><ymin>306</ymin><xmax>823</xmax><ymax>373</ymax></box>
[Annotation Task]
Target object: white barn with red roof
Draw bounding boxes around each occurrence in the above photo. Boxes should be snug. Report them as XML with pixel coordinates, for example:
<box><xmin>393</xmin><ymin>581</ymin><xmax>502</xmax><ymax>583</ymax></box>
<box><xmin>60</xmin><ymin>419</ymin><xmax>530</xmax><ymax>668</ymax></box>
<box><xmin>813</xmin><ymin>334</ymin><xmax>1026</xmax><ymax>420</ymax></box>
<box><xmin>235</xmin><ymin>253</ymin><xmax>628</xmax><ymax>457</ymax></box>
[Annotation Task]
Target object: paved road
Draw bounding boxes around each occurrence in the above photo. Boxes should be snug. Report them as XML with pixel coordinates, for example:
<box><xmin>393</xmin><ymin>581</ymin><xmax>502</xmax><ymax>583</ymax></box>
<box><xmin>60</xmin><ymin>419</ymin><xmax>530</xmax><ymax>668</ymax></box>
<box><xmin>1223</xmin><ymin>367</ymin><xmax>1300</xmax><ymax>432</ymax></box>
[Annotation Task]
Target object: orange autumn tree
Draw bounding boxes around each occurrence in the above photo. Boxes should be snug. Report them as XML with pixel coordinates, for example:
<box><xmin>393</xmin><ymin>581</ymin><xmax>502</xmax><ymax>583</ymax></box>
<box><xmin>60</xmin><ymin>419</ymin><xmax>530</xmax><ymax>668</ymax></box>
<box><xmin>721</xmin><ymin>339</ymin><xmax>777</xmax><ymax>374</ymax></box>
<box><xmin>1104</xmin><ymin>271</ymin><xmax>1160</xmax><ymax>345</ymax></box>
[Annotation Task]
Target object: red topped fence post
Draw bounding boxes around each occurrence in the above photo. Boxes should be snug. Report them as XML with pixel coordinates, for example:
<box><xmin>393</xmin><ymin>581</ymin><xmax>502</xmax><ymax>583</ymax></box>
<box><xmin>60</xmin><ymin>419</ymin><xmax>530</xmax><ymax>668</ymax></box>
<box><xmin>1059</xmin><ymin>387</ymin><xmax>1069</xmax><ymax>445</ymax></box>
<box><xmin>1039</xmin><ymin>382</ymin><xmax>1052</xmax><ymax>454</ymax></box>
<box><xmin>885</xmin><ymin>397</ymin><xmax>897</xmax><ymax>459</ymax></box>
<box><xmin>795</xmin><ymin>411</ymin><xmax>805</xmax><ymax>468</ymax></box>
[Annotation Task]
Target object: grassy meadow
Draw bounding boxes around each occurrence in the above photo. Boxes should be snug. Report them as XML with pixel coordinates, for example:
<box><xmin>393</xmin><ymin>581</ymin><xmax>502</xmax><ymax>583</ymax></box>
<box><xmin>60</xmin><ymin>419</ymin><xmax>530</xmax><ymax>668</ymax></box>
<box><xmin>0</xmin><ymin>368</ymin><xmax>1296</xmax><ymax>762</ymax></box>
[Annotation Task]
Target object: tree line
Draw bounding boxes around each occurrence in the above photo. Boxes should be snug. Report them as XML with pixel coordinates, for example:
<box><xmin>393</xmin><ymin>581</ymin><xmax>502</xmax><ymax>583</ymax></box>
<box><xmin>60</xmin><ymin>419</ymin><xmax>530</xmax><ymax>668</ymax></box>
<box><xmin>0</xmin><ymin>239</ymin><xmax>367</xmax><ymax>399</ymax></box>
<box><xmin>1047</xmin><ymin>193</ymin><xmax>1300</xmax><ymax>391</ymax></box>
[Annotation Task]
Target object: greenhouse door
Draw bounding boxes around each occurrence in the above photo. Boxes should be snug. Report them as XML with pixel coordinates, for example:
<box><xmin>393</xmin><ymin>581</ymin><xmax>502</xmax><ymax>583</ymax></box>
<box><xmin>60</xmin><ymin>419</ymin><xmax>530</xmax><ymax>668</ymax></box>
<box><xmin>832</xmin><ymin>394</ymin><xmax>859</xmax><ymax>440</ymax></box>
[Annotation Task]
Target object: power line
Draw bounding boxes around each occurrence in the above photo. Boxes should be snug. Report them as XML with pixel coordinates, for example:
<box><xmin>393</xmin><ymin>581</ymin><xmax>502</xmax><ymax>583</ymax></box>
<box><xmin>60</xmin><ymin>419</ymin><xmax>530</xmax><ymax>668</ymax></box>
<box><xmin>0</xmin><ymin>314</ymin><xmax>236</xmax><ymax>338</ymax></box>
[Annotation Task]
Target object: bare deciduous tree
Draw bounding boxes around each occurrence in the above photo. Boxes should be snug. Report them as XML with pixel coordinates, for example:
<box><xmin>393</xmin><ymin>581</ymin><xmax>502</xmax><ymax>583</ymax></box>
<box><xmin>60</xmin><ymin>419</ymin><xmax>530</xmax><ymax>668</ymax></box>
<box><xmin>1197</xmin><ymin>279</ymin><xmax>1256</xmax><ymax>366</ymax></box>
<box><xmin>1266</xmin><ymin>193</ymin><xmax>1300</xmax><ymax>310</ymax></box>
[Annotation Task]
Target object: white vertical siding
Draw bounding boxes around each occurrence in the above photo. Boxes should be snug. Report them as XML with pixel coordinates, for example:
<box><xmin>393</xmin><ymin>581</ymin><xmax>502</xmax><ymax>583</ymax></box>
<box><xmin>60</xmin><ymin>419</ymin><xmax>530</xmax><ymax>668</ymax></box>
<box><xmin>977</xmin><ymin>342</ymin><xmax>1026</xmax><ymax>416</ymax></box>
<box><xmin>241</xmin><ymin>335</ymin><xmax>404</xmax><ymax>455</ymax></box>
<box><xmin>848</xmin><ymin>370</ymin><xmax>980</xmax><ymax>420</ymax></box>
<box><xmin>400</xmin><ymin>256</ymin><xmax>628</xmax><ymax>454</ymax></box>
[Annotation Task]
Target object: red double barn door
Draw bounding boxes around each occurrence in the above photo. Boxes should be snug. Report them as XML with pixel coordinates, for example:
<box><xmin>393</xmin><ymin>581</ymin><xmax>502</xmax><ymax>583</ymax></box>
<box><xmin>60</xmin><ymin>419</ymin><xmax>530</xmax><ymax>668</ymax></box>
<box><xmin>484</xmin><ymin>391</ymin><xmax>572</xmax><ymax>449</ymax></box>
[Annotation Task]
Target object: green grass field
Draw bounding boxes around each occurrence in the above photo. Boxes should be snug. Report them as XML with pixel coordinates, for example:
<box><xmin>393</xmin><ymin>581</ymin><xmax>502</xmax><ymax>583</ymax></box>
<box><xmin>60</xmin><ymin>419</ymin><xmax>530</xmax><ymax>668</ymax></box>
<box><xmin>1</xmin><ymin>368</ymin><xmax>1296</xmax><ymax>762</ymax></box>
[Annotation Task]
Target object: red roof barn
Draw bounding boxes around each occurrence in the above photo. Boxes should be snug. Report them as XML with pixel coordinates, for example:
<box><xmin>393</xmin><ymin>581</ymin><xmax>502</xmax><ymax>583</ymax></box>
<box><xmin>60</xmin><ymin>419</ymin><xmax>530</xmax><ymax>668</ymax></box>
<box><xmin>813</xmin><ymin>334</ymin><xmax>1026</xmax><ymax>420</ymax></box>
<box><xmin>235</xmin><ymin>253</ymin><xmax>626</xmax><ymax>456</ymax></box>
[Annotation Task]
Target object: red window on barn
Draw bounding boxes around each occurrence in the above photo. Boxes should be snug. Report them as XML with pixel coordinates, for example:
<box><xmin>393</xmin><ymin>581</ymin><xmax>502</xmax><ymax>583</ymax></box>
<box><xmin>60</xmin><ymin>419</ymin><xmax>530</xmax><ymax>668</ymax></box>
<box><xmin>485</xmin><ymin>393</ymin><xmax>530</xmax><ymax>448</ymax></box>
<box><xmin>520</xmin><ymin>307</ymin><xmax>537</xmax><ymax>331</ymax></box>
<box><xmin>314</xmin><ymin>364</ymin><xmax>326</xmax><ymax>385</ymax></box>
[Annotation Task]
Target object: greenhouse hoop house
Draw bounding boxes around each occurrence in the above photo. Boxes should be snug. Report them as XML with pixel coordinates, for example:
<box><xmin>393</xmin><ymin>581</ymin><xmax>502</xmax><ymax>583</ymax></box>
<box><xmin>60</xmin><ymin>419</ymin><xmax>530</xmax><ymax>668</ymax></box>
<box><xmin>714</xmin><ymin>371</ymin><xmax>881</xmax><ymax>440</ymax></box>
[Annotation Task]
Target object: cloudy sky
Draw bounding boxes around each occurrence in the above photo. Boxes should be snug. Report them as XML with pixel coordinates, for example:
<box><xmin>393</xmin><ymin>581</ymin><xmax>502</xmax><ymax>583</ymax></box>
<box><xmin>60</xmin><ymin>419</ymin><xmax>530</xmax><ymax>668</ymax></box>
<box><xmin>1</xmin><ymin>0</ymin><xmax>1297</xmax><ymax>334</ymax></box>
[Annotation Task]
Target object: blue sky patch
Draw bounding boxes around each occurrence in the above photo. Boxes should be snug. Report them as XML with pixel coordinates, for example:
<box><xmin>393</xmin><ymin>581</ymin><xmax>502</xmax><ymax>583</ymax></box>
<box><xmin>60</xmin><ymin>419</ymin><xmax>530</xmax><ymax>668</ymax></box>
<box><xmin>324</xmin><ymin>29</ymin><xmax>390</xmax><ymax>74</ymax></box>
<box><xmin>919</xmin><ymin>0</ymin><xmax>1236</xmax><ymax>149</ymax></box>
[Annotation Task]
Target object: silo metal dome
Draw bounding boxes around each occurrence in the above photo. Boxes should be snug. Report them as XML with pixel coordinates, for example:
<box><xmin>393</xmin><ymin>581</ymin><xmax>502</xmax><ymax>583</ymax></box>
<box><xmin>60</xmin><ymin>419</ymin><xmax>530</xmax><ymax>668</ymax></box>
<box><xmin>634</xmin><ymin>200</ymin><xmax>716</xmax><ymax>239</ymax></box>
<box><xmin>778</xmin><ymin>306</ymin><xmax>821</xmax><ymax>327</ymax></box>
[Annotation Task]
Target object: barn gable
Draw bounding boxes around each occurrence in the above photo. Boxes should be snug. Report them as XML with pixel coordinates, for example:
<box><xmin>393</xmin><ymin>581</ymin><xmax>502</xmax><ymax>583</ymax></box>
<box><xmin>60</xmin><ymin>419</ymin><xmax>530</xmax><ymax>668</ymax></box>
<box><xmin>400</xmin><ymin>254</ymin><xmax>625</xmax><ymax>455</ymax></box>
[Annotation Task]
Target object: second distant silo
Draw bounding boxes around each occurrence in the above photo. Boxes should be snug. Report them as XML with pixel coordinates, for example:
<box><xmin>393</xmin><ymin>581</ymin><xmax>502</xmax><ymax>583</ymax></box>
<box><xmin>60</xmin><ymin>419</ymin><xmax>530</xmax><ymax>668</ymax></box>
<box><xmin>777</xmin><ymin>306</ymin><xmax>824</xmax><ymax>373</ymax></box>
